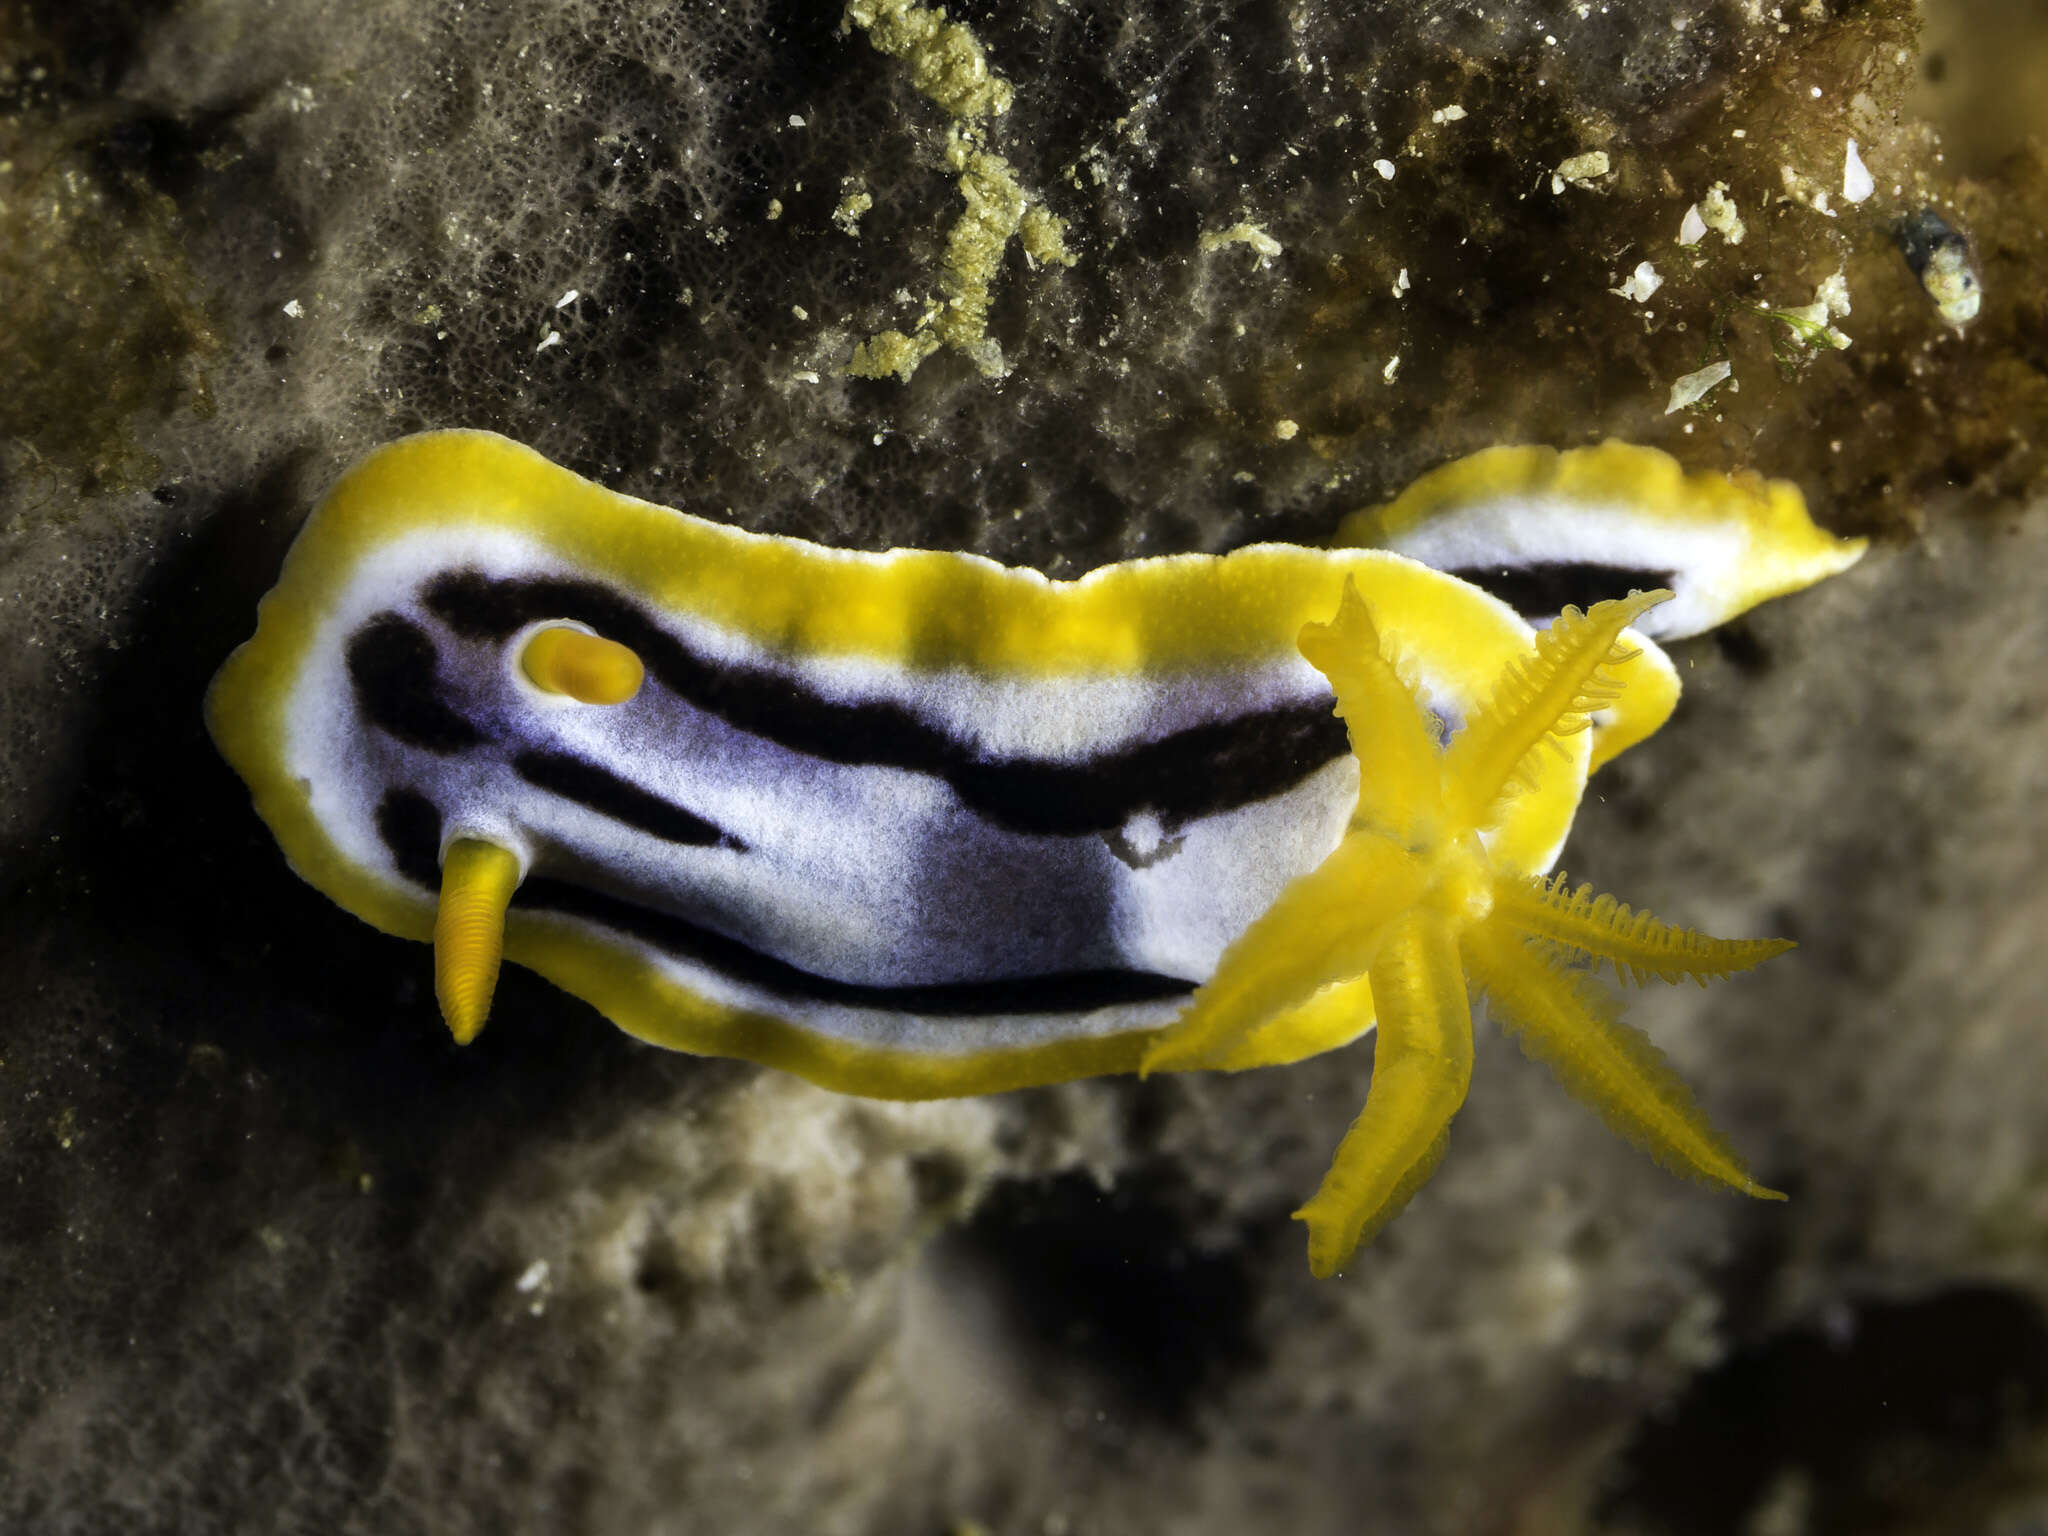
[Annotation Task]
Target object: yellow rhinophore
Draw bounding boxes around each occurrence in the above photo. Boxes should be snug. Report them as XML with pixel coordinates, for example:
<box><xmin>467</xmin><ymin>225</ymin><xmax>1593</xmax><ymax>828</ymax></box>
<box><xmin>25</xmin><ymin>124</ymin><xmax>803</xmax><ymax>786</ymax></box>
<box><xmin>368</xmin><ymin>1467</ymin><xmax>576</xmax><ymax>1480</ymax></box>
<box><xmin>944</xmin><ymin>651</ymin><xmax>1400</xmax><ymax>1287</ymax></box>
<box><xmin>435</xmin><ymin>839</ymin><xmax>522</xmax><ymax>1046</ymax></box>
<box><xmin>520</xmin><ymin>626</ymin><xmax>646</xmax><ymax>705</ymax></box>
<box><xmin>1142</xmin><ymin>582</ymin><xmax>1792</xmax><ymax>1277</ymax></box>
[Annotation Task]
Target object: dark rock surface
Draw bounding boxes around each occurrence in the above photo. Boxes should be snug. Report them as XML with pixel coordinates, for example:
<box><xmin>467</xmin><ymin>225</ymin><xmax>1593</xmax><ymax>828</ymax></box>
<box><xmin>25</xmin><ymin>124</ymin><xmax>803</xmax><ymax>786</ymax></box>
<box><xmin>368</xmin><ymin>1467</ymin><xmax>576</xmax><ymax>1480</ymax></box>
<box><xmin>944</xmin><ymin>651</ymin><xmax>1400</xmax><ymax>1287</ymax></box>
<box><xmin>5</xmin><ymin>0</ymin><xmax>2048</xmax><ymax>1531</ymax></box>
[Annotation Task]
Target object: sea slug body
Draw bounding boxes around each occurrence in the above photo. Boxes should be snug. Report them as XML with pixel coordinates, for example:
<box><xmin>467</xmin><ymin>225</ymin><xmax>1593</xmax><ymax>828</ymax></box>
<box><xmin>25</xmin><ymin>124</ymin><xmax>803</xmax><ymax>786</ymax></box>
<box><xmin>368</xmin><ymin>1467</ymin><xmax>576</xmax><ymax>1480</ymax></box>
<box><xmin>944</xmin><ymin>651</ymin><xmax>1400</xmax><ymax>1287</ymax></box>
<box><xmin>208</xmin><ymin>430</ymin><xmax>1860</xmax><ymax>1265</ymax></box>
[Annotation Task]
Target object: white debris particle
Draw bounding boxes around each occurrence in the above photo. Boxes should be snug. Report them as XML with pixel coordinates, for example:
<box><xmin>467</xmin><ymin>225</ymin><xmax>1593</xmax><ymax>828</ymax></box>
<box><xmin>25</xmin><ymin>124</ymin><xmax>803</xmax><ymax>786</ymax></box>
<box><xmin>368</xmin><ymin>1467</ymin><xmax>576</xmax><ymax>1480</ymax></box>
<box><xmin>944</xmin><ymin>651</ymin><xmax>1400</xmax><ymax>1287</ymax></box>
<box><xmin>1814</xmin><ymin>270</ymin><xmax>1851</xmax><ymax>318</ymax></box>
<box><xmin>281</xmin><ymin>298</ymin><xmax>304</xmax><ymax>318</ymax></box>
<box><xmin>766</xmin><ymin>198</ymin><xmax>783</xmax><ymax>220</ymax></box>
<box><xmin>1842</xmin><ymin>140</ymin><xmax>1873</xmax><ymax>203</ymax></box>
<box><xmin>555</xmin><ymin>288</ymin><xmax>579</xmax><ymax>309</ymax></box>
<box><xmin>1612</xmin><ymin>260</ymin><xmax>1662</xmax><ymax>302</ymax></box>
<box><xmin>1665</xmin><ymin>359</ymin><xmax>1732</xmax><ymax>413</ymax></box>
<box><xmin>1392</xmin><ymin>266</ymin><xmax>1411</xmax><ymax>297</ymax></box>
<box><xmin>1552</xmin><ymin>151</ymin><xmax>1609</xmax><ymax>194</ymax></box>
<box><xmin>1383</xmin><ymin>354</ymin><xmax>1401</xmax><ymax>383</ymax></box>
<box><xmin>789</xmin><ymin>114</ymin><xmax>806</xmax><ymax>128</ymax></box>
<box><xmin>1273</xmin><ymin>419</ymin><xmax>1300</xmax><ymax>441</ymax></box>
<box><xmin>515</xmin><ymin>1260</ymin><xmax>549</xmax><ymax>1293</ymax></box>
<box><xmin>1678</xmin><ymin>204</ymin><xmax>1708</xmax><ymax>245</ymax></box>
<box><xmin>1774</xmin><ymin>269</ymin><xmax>1853</xmax><ymax>349</ymax></box>
<box><xmin>1431</xmin><ymin>104</ymin><xmax>1468</xmax><ymax>123</ymax></box>
<box><xmin>1700</xmin><ymin>183</ymin><xmax>1746</xmax><ymax>243</ymax></box>
<box><xmin>535</xmin><ymin>330</ymin><xmax>563</xmax><ymax>353</ymax></box>
<box><xmin>794</xmin><ymin>370</ymin><xmax>822</xmax><ymax>384</ymax></box>
<box><xmin>791</xmin><ymin>304</ymin><xmax>809</xmax><ymax>321</ymax></box>
<box><xmin>1199</xmin><ymin>221</ymin><xmax>1283</xmax><ymax>262</ymax></box>
<box><xmin>1373</xmin><ymin>158</ymin><xmax>1397</xmax><ymax>180</ymax></box>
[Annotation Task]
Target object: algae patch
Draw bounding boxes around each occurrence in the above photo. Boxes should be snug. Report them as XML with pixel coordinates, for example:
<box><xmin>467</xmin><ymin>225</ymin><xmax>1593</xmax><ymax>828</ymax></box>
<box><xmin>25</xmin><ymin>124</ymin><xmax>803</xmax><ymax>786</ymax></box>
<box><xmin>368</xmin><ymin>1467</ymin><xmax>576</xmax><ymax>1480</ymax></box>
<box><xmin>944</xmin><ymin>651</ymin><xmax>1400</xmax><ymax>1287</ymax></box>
<box><xmin>842</xmin><ymin>0</ymin><xmax>1074</xmax><ymax>383</ymax></box>
<box><xmin>0</xmin><ymin>98</ymin><xmax>216</xmax><ymax>507</ymax></box>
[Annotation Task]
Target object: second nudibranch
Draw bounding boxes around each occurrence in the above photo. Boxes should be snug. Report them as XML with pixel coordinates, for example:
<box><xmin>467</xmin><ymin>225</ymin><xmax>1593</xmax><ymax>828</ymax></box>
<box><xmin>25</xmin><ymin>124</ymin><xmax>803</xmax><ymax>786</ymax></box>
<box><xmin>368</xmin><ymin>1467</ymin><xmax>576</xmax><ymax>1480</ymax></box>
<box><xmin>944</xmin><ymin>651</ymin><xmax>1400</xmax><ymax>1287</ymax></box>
<box><xmin>207</xmin><ymin>430</ymin><xmax>1861</xmax><ymax>1271</ymax></box>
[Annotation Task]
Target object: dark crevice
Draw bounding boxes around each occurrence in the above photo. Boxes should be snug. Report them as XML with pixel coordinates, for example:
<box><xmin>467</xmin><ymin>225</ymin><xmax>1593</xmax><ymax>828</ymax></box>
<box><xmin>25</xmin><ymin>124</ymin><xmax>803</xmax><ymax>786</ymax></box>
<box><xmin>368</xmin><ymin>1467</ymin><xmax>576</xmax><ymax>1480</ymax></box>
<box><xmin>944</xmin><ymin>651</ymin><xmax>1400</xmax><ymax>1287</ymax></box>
<box><xmin>1602</xmin><ymin>1285</ymin><xmax>2048</xmax><ymax>1535</ymax></box>
<box><xmin>940</xmin><ymin>1169</ymin><xmax>1265</xmax><ymax>1431</ymax></box>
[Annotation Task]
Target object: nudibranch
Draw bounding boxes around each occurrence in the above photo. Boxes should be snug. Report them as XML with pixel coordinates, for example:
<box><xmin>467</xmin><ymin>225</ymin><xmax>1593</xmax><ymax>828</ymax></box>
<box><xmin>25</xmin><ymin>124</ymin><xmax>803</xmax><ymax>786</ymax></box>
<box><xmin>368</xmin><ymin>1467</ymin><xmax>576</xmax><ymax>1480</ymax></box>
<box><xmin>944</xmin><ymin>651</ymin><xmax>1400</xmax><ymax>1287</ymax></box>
<box><xmin>208</xmin><ymin>430</ymin><xmax>1860</xmax><ymax>1266</ymax></box>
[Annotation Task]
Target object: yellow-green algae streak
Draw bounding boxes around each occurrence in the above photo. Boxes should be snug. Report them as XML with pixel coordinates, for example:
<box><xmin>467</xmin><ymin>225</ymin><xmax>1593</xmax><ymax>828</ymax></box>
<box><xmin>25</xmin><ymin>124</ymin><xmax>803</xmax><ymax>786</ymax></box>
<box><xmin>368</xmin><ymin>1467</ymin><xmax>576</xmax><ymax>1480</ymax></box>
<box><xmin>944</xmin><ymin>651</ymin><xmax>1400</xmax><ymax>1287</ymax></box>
<box><xmin>843</xmin><ymin>0</ymin><xmax>1075</xmax><ymax>382</ymax></box>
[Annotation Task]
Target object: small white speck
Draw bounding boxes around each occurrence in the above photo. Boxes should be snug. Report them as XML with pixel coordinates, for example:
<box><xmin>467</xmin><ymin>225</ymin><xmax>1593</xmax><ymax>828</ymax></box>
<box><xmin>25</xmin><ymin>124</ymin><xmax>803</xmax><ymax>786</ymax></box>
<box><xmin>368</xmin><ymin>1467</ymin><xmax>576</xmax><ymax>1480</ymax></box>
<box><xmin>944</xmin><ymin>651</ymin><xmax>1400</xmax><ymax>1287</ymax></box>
<box><xmin>789</xmin><ymin>114</ymin><xmax>806</xmax><ymax>128</ymax></box>
<box><xmin>535</xmin><ymin>330</ymin><xmax>563</xmax><ymax>353</ymax></box>
<box><xmin>1842</xmin><ymin>140</ymin><xmax>1873</xmax><ymax>203</ymax></box>
<box><xmin>281</xmin><ymin>299</ymin><xmax>303</xmax><ymax>318</ymax></box>
<box><xmin>1393</xmin><ymin>266</ymin><xmax>1410</xmax><ymax>296</ymax></box>
<box><xmin>792</xmin><ymin>304</ymin><xmax>809</xmax><ymax>321</ymax></box>
<box><xmin>1700</xmin><ymin>183</ymin><xmax>1746</xmax><ymax>243</ymax></box>
<box><xmin>1612</xmin><ymin>260</ymin><xmax>1662</xmax><ymax>302</ymax></box>
<box><xmin>1809</xmin><ymin>85</ymin><xmax>1822</xmax><ymax>98</ymax></box>
<box><xmin>1373</xmin><ymin>158</ymin><xmax>1396</xmax><ymax>180</ymax></box>
<box><xmin>1431</xmin><ymin>104</ymin><xmax>1467</xmax><ymax>123</ymax></box>
<box><xmin>555</xmin><ymin>288</ymin><xmax>579</xmax><ymax>309</ymax></box>
<box><xmin>515</xmin><ymin>1260</ymin><xmax>549</xmax><ymax>1293</ymax></box>
<box><xmin>1383</xmin><ymin>354</ymin><xmax>1401</xmax><ymax>383</ymax></box>
<box><xmin>793</xmin><ymin>369</ymin><xmax>821</xmax><ymax>384</ymax></box>
<box><xmin>1273</xmin><ymin>419</ymin><xmax>1299</xmax><ymax>441</ymax></box>
<box><xmin>1678</xmin><ymin>204</ymin><xmax>1707</xmax><ymax>245</ymax></box>
<box><xmin>1120</xmin><ymin>811</ymin><xmax>1168</xmax><ymax>857</ymax></box>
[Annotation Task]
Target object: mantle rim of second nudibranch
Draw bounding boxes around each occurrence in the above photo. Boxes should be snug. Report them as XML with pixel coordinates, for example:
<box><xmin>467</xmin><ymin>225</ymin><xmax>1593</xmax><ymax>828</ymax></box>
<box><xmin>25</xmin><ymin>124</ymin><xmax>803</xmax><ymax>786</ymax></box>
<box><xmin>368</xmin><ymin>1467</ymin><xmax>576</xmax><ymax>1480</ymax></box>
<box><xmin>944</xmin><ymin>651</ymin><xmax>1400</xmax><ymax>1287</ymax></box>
<box><xmin>1329</xmin><ymin>439</ymin><xmax>1868</xmax><ymax>639</ymax></box>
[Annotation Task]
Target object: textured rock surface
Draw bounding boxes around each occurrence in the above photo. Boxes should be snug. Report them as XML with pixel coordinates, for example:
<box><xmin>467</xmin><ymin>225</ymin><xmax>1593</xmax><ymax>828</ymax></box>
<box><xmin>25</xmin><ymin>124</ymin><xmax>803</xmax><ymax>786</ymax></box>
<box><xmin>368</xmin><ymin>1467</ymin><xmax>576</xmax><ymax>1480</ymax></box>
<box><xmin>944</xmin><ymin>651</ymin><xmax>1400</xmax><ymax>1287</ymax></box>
<box><xmin>5</xmin><ymin>0</ymin><xmax>2048</xmax><ymax>1531</ymax></box>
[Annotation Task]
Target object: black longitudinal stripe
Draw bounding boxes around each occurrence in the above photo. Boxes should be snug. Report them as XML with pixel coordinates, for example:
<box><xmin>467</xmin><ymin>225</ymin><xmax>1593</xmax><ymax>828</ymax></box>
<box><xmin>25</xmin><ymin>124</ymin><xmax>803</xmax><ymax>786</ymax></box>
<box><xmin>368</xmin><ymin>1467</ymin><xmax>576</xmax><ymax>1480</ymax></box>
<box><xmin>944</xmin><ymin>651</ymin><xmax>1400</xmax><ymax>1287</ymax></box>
<box><xmin>376</xmin><ymin>790</ymin><xmax>1195</xmax><ymax>1016</ymax></box>
<box><xmin>422</xmin><ymin>570</ymin><xmax>1350</xmax><ymax>834</ymax></box>
<box><xmin>523</xmin><ymin>877</ymin><xmax>1196</xmax><ymax>1014</ymax></box>
<box><xmin>514</xmin><ymin>748</ymin><xmax>744</xmax><ymax>851</ymax></box>
<box><xmin>347</xmin><ymin>613</ymin><xmax>480</xmax><ymax>754</ymax></box>
<box><xmin>1446</xmin><ymin>562</ymin><xmax>1675</xmax><ymax>622</ymax></box>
